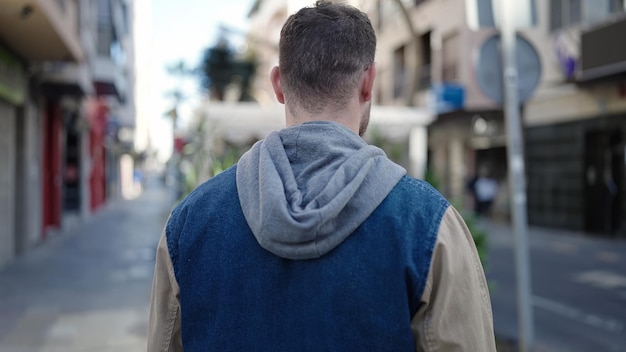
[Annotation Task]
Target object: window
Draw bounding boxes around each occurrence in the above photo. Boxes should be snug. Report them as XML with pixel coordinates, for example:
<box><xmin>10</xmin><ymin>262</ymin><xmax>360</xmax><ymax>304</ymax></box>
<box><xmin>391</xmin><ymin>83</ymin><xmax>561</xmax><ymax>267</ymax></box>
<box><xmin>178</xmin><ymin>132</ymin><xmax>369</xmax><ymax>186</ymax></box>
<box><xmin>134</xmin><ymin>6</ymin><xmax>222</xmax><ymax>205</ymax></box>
<box><xmin>550</xmin><ymin>0</ymin><xmax>563</xmax><ymax>30</ymax></box>
<box><xmin>418</xmin><ymin>31</ymin><xmax>432</xmax><ymax>90</ymax></box>
<box><xmin>120</xmin><ymin>2</ymin><xmax>129</xmax><ymax>36</ymax></box>
<box><xmin>394</xmin><ymin>45</ymin><xmax>406</xmax><ymax>99</ymax></box>
<box><xmin>97</xmin><ymin>27</ymin><xmax>113</xmax><ymax>56</ymax></box>
<box><xmin>610</xmin><ymin>0</ymin><xmax>625</xmax><ymax>12</ymax></box>
<box><xmin>442</xmin><ymin>33</ymin><xmax>459</xmax><ymax>83</ymax></box>
<box><xmin>110</xmin><ymin>40</ymin><xmax>126</xmax><ymax>66</ymax></box>
<box><xmin>551</xmin><ymin>0</ymin><xmax>625</xmax><ymax>31</ymax></box>
<box><xmin>569</xmin><ymin>0</ymin><xmax>581</xmax><ymax>24</ymax></box>
<box><xmin>97</xmin><ymin>0</ymin><xmax>112</xmax><ymax>27</ymax></box>
<box><xmin>56</xmin><ymin>0</ymin><xmax>66</xmax><ymax>12</ymax></box>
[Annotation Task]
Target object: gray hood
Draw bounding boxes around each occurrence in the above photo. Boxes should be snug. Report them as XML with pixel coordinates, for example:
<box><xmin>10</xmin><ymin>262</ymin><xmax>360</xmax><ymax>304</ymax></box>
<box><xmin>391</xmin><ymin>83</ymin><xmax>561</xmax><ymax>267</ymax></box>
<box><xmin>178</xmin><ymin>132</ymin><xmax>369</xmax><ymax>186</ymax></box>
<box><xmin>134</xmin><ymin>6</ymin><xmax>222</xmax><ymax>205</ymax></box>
<box><xmin>236</xmin><ymin>121</ymin><xmax>406</xmax><ymax>260</ymax></box>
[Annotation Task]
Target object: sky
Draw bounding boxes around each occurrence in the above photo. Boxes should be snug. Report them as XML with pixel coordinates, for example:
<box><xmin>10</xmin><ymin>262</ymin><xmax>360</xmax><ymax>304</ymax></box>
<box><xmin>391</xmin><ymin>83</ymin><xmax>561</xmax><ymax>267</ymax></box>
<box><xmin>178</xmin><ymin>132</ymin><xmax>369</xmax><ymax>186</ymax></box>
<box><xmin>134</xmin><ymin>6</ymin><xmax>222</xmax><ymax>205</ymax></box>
<box><xmin>146</xmin><ymin>0</ymin><xmax>255</xmax><ymax>161</ymax></box>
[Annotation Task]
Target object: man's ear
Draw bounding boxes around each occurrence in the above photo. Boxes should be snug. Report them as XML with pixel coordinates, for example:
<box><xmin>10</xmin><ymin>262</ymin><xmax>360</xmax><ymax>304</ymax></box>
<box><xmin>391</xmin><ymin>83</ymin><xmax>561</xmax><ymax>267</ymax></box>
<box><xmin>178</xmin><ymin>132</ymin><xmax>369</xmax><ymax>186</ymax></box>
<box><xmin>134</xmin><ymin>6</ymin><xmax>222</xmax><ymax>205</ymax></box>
<box><xmin>270</xmin><ymin>66</ymin><xmax>285</xmax><ymax>104</ymax></box>
<box><xmin>361</xmin><ymin>63</ymin><xmax>376</xmax><ymax>103</ymax></box>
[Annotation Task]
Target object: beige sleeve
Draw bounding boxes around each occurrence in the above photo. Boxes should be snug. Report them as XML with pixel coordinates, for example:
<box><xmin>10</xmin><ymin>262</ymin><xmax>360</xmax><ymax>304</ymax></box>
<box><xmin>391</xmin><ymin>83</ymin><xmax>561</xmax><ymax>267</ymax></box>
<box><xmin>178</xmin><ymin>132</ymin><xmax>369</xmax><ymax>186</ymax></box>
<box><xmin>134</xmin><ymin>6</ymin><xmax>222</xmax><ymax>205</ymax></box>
<box><xmin>148</xmin><ymin>230</ymin><xmax>183</xmax><ymax>352</ymax></box>
<box><xmin>411</xmin><ymin>206</ymin><xmax>496</xmax><ymax>352</ymax></box>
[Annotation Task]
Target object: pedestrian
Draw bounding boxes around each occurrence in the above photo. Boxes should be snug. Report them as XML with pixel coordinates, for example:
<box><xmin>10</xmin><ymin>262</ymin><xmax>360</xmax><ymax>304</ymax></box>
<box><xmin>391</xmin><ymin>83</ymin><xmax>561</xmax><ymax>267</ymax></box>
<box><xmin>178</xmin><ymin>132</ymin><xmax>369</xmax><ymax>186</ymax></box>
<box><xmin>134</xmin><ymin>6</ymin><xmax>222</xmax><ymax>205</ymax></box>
<box><xmin>148</xmin><ymin>1</ymin><xmax>496</xmax><ymax>351</ymax></box>
<box><xmin>473</xmin><ymin>167</ymin><xmax>499</xmax><ymax>218</ymax></box>
<box><xmin>466</xmin><ymin>173</ymin><xmax>479</xmax><ymax>214</ymax></box>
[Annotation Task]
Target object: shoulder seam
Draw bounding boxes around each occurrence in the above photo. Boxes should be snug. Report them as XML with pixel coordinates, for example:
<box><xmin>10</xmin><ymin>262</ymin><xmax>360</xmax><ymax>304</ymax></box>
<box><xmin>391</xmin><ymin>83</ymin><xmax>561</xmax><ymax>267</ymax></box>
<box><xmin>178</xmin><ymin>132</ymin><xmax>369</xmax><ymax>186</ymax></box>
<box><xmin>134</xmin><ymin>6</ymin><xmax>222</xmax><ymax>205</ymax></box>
<box><xmin>399</xmin><ymin>176</ymin><xmax>450</xmax><ymax>311</ymax></box>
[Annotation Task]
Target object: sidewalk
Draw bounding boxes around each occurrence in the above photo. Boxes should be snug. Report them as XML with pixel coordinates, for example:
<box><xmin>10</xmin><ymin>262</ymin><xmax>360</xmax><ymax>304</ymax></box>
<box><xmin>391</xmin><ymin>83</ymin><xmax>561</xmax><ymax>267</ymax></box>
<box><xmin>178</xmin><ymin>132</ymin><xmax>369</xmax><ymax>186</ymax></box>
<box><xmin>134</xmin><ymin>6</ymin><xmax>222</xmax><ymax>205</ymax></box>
<box><xmin>0</xmin><ymin>178</ymin><xmax>175</xmax><ymax>352</ymax></box>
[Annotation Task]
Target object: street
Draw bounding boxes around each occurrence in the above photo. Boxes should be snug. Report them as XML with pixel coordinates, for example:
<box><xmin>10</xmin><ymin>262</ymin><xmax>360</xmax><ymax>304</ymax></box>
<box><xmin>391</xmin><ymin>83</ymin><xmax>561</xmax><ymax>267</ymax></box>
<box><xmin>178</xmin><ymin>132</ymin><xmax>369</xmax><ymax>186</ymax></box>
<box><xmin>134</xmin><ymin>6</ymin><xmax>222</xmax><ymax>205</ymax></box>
<box><xmin>1</xmin><ymin>178</ymin><xmax>626</xmax><ymax>352</ymax></box>
<box><xmin>0</xmin><ymin>177</ymin><xmax>174</xmax><ymax>352</ymax></box>
<box><xmin>487</xmin><ymin>221</ymin><xmax>626</xmax><ymax>352</ymax></box>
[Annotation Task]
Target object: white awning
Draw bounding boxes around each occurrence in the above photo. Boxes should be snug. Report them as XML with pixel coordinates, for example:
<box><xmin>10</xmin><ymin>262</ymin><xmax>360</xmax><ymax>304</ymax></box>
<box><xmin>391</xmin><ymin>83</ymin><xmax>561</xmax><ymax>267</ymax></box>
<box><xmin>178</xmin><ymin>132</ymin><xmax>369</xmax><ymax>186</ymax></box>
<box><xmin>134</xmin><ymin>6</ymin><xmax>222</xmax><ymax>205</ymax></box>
<box><xmin>201</xmin><ymin>102</ymin><xmax>434</xmax><ymax>145</ymax></box>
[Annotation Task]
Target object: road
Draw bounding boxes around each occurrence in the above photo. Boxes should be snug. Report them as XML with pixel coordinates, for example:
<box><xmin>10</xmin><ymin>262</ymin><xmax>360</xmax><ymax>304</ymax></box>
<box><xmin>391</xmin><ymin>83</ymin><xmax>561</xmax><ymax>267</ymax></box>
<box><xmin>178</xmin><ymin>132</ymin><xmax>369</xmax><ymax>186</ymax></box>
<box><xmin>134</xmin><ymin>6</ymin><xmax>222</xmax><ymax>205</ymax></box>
<box><xmin>486</xmin><ymin>221</ymin><xmax>626</xmax><ymax>352</ymax></box>
<box><xmin>0</xmin><ymin>177</ymin><xmax>174</xmax><ymax>352</ymax></box>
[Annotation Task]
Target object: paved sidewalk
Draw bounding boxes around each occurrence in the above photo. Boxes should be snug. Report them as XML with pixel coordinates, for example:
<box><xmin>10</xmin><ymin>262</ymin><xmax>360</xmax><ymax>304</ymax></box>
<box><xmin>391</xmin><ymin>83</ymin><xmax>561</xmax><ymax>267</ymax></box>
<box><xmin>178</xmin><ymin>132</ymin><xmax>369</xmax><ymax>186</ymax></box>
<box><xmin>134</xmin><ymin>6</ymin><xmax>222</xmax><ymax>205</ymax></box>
<box><xmin>0</xmin><ymin>179</ymin><xmax>175</xmax><ymax>352</ymax></box>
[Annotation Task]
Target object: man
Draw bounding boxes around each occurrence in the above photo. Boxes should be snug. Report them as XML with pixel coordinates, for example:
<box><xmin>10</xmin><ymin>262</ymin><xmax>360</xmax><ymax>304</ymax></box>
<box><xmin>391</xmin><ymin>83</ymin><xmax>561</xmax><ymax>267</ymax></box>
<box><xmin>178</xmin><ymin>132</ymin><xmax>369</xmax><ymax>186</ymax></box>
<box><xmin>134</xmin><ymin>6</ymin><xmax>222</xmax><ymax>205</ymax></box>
<box><xmin>473</xmin><ymin>167</ymin><xmax>498</xmax><ymax>218</ymax></box>
<box><xmin>148</xmin><ymin>1</ymin><xmax>496</xmax><ymax>351</ymax></box>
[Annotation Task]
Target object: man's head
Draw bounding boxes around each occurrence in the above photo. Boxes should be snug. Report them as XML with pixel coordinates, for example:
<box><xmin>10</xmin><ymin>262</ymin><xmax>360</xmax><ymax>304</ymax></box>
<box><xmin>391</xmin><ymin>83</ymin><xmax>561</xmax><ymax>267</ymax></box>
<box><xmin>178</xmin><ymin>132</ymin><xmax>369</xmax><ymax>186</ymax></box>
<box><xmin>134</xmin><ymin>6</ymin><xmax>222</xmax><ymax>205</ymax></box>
<box><xmin>271</xmin><ymin>0</ymin><xmax>376</xmax><ymax>135</ymax></box>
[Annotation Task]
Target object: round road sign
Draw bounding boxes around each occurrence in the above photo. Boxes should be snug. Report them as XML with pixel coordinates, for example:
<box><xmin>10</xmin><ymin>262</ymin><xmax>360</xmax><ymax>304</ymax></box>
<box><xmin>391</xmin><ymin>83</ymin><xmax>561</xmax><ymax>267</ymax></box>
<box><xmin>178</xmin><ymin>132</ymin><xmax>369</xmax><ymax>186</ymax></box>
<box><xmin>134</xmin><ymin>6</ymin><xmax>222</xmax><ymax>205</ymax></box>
<box><xmin>475</xmin><ymin>33</ymin><xmax>542</xmax><ymax>105</ymax></box>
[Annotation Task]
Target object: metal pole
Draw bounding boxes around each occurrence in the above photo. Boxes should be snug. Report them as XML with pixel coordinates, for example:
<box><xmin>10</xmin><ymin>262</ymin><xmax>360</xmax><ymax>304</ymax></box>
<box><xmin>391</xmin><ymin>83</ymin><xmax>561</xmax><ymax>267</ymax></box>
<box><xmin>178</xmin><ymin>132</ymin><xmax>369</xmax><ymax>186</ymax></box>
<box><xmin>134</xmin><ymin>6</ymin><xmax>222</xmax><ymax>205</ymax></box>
<box><xmin>499</xmin><ymin>1</ymin><xmax>534</xmax><ymax>351</ymax></box>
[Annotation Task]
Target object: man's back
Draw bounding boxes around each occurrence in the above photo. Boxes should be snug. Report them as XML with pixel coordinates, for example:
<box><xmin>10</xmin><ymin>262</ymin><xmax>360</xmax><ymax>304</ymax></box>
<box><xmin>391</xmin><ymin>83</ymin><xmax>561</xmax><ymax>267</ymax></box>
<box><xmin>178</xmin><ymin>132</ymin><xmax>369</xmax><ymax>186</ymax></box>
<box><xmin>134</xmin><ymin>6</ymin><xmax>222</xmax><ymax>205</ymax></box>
<box><xmin>149</xmin><ymin>123</ymin><xmax>496</xmax><ymax>351</ymax></box>
<box><xmin>166</xmin><ymin>167</ymin><xmax>446</xmax><ymax>351</ymax></box>
<box><xmin>148</xmin><ymin>2</ymin><xmax>495</xmax><ymax>350</ymax></box>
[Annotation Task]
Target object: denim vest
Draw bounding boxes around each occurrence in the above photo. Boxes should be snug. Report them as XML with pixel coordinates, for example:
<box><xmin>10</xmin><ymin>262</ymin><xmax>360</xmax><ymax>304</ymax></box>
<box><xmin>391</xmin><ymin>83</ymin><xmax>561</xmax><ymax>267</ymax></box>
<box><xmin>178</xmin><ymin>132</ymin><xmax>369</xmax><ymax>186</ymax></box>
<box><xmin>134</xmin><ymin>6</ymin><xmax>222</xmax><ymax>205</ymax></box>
<box><xmin>166</xmin><ymin>165</ymin><xmax>449</xmax><ymax>351</ymax></box>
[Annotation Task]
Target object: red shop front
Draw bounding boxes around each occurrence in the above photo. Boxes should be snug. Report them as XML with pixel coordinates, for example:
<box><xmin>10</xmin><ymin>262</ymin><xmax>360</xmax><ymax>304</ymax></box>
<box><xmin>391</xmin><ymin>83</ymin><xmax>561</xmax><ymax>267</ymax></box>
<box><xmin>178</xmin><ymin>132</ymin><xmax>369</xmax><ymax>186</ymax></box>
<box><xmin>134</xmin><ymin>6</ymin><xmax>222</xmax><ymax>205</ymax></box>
<box><xmin>86</xmin><ymin>97</ymin><xmax>108</xmax><ymax>212</ymax></box>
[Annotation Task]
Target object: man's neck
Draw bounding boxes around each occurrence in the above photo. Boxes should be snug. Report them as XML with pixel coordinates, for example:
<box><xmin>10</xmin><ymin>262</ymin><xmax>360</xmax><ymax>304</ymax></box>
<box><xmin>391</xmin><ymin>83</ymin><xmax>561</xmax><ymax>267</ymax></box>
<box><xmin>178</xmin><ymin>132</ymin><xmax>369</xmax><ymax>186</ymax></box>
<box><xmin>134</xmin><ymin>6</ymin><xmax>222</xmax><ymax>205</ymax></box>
<box><xmin>284</xmin><ymin>102</ymin><xmax>361</xmax><ymax>135</ymax></box>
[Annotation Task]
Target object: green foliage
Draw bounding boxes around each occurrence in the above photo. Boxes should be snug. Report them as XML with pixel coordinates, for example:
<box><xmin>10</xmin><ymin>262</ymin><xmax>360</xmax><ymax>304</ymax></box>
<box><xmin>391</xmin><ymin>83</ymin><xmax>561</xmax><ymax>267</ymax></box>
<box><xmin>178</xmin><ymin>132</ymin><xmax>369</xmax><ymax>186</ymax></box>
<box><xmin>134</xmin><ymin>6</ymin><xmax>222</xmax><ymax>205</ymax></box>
<box><xmin>463</xmin><ymin>214</ymin><xmax>488</xmax><ymax>268</ymax></box>
<box><xmin>425</xmin><ymin>169</ymin><xmax>488</xmax><ymax>269</ymax></box>
<box><xmin>211</xmin><ymin>146</ymin><xmax>244</xmax><ymax>177</ymax></box>
<box><xmin>184</xmin><ymin>164</ymin><xmax>197</xmax><ymax>197</ymax></box>
<box><xmin>368</xmin><ymin>127</ymin><xmax>405</xmax><ymax>164</ymax></box>
<box><xmin>424</xmin><ymin>169</ymin><xmax>440</xmax><ymax>192</ymax></box>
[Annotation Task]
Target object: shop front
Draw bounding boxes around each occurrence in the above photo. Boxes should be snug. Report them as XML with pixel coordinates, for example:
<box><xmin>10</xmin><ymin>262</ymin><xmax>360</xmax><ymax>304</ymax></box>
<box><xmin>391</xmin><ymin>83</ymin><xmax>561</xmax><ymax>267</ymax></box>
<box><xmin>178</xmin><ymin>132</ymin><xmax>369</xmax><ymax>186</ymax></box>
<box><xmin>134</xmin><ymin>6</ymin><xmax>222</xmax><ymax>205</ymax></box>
<box><xmin>0</xmin><ymin>43</ymin><xmax>26</xmax><ymax>268</ymax></box>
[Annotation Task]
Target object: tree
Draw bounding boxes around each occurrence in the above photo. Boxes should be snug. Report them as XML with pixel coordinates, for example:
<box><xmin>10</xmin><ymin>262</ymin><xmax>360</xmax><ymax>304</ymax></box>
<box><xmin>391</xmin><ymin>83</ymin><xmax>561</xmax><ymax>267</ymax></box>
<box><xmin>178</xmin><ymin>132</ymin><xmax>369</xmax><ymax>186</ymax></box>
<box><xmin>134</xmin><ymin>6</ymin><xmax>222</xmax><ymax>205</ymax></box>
<box><xmin>199</xmin><ymin>38</ymin><xmax>257</xmax><ymax>102</ymax></box>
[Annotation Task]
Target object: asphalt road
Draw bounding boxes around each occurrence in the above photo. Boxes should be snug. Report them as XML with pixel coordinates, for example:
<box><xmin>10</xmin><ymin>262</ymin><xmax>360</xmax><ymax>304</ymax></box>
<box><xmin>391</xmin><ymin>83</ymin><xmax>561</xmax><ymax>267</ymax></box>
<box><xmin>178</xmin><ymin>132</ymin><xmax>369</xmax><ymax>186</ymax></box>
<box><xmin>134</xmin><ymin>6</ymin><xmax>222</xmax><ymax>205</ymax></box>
<box><xmin>486</xmin><ymin>221</ymin><xmax>626</xmax><ymax>352</ymax></box>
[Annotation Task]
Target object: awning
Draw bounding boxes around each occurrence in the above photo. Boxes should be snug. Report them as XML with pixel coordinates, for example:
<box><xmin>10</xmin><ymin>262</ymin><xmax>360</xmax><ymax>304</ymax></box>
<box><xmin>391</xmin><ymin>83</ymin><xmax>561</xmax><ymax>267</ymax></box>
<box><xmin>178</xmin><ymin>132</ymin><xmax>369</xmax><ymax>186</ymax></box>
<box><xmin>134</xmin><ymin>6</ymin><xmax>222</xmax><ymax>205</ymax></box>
<box><xmin>40</xmin><ymin>63</ymin><xmax>94</xmax><ymax>98</ymax></box>
<box><xmin>200</xmin><ymin>102</ymin><xmax>435</xmax><ymax>145</ymax></box>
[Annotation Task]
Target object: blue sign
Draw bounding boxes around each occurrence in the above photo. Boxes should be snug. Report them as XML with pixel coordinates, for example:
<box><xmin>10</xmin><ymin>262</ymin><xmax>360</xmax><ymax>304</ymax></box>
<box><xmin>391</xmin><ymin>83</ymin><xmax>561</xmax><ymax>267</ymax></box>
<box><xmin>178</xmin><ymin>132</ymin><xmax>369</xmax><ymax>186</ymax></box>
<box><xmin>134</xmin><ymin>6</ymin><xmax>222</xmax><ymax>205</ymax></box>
<box><xmin>430</xmin><ymin>83</ymin><xmax>465</xmax><ymax>114</ymax></box>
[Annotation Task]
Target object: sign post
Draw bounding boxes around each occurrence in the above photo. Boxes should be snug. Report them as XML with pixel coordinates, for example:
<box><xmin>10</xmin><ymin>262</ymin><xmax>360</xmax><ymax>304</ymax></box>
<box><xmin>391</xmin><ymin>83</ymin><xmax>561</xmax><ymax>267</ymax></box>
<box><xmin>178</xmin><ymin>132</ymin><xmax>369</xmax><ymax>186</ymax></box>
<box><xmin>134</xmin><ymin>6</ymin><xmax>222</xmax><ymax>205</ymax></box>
<box><xmin>500</xmin><ymin>1</ymin><xmax>535</xmax><ymax>351</ymax></box>
<box><xmin>466</xmin><ymin>1</ymin><xmax>536</xmax><ymax>351</ymax></box>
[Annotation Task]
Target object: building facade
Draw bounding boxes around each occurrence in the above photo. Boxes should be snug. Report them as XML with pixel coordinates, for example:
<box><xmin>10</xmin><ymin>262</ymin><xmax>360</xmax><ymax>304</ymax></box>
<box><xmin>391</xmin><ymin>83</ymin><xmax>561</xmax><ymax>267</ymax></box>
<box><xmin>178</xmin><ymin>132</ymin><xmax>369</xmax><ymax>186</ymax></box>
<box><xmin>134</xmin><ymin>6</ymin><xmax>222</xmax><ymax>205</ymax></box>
<box><xmin>247</xmin><ymin>0</ymin><xmax>626</xmax><ymax>235</ymax></box>
<box><xmin>0</xmin><ymin>0</ymin><xmax>136</xmax><ymax>269</ymax></box>
<box><xmin>373</xmin><ymin>0</ymin><xmax>626</xmax><ymax>236</ymax></box>
<box><xmin>524</xmin><ymin>0</ymin><xmax>626</xmax><ymax>236</ymax></box>
<box><xmin>0</xmin><ymin>0</ymin><xmax>84</xmax><ymax>269</ymax></box>
<box><xmin>370</xmin><ymin>0</ymin><xmax>518</xmax><ymax>215</ymax></box>
<box><xmin>0</xmin><ymin>42</ymin><xmax>27</xmax><ymax>269</ymax></box>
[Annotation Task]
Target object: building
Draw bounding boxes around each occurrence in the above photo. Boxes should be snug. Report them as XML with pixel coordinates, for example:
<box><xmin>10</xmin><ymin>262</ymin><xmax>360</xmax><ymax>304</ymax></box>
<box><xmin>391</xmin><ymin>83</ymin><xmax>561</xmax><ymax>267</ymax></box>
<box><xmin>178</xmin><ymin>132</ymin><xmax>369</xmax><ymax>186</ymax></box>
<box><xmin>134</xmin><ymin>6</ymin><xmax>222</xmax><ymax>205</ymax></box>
<box><xmin>371</xmin><ymin>0</ymin><xmax>531</xmax><ymax>216</ymax></box>
<box><xmin>524</xmin><ymin>0</ymin><xmax>626</xmax><ymax>236</ymax></box>
<box><xmin>90</xmin><ymin>0</ymin><xmax>137</xmax><ymax>202</ymax></box>
<box><xmin>372</xmin><ymin>0</ymin><xmax>625</xmax><ymax>236</ymax></box>
<box><xmin>0</xmin><ymin>0</ymin><xmax>84</xmax><ymax>269</ymax></box>
<box><xmin>0</xmin><ymin>0</ymin><xmax>137</xmax><ymax>269</ymax></box>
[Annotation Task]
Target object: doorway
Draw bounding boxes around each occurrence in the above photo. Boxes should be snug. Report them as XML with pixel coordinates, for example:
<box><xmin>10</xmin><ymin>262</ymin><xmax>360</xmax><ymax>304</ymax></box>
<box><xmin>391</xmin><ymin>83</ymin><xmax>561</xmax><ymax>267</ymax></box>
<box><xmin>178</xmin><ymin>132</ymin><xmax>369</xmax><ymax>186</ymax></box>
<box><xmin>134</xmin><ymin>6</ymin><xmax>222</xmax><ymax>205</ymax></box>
<box><xmin>63</xmin><ymin>111</ymin><xmax>81</xmax><ymax>213</ymax></box>
<box><xmin>42</xmin><ymin>101</ymin><xmax>62</xmax><ymax>234</ymax></box>
<box><xmin>584</xmin><ymin>130</ymin><xmax>623</xmax><ymax>235</ymax></box>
